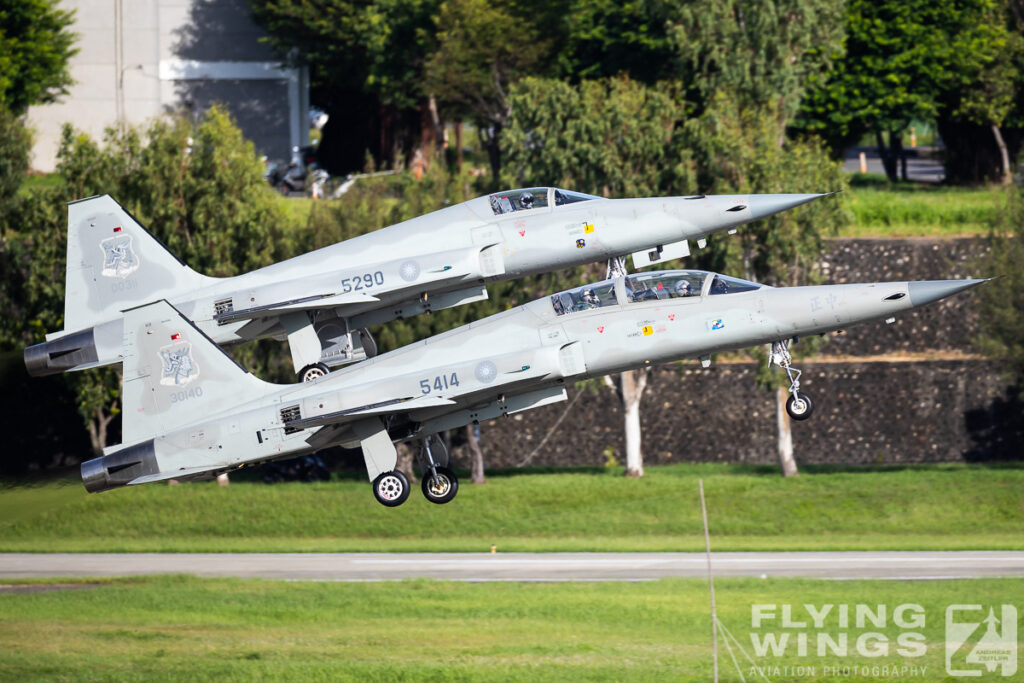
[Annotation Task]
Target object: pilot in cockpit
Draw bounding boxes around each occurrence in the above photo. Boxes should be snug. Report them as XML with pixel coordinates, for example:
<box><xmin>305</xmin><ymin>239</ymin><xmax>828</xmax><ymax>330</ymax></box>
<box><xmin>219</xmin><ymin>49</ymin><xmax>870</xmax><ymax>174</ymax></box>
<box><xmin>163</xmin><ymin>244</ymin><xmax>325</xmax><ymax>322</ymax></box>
<box><xmin>674</xmin><ymin>280</ymin><xmax>692</xmax><ymax>298</ymax></box>
<box><xmin>519</xmin><ymin>192</ymin><xmax>535</xmax><ymax>210</ymax></box>
<box><xmin>579</xmin><ymin>288</ymin><xmax>600</xmax><ymax>309</ymax></box>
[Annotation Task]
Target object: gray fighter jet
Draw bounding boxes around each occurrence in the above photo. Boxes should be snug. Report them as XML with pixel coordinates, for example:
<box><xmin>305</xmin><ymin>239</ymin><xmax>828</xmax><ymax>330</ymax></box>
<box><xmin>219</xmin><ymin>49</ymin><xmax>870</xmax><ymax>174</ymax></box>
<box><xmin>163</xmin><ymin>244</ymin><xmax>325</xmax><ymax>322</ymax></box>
<box><xmin>25</xmin><ymin>188</ymin><xmax>828</xmax><ymax>381</ymax></box>
<box><xmin>81</xmin><ymin>270</ymin><xmax>985</xmax><ymax>505</ymax></box>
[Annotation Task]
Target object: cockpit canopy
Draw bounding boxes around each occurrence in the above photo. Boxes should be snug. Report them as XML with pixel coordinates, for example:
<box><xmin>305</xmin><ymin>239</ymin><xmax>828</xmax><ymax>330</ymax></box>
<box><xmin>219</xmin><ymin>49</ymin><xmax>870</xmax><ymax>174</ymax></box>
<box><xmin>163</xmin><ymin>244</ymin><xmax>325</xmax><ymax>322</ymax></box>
<box><xmin>550</xmin><ymin>270</ymin><xmax>762</xmax><ymax>316</ymax></box>
<box><xmin>488</xmin><ymin>187</ymin><xmax>603</xmax><ymax>215</ymax></box>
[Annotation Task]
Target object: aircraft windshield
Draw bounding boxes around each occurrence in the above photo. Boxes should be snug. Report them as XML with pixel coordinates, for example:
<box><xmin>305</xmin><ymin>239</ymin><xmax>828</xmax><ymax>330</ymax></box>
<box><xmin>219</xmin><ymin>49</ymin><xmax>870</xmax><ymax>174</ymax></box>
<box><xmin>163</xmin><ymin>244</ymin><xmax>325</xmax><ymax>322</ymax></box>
<box><xmin>550</xmin><ymin>279</ymin><xmax>617</xmax><ymax>316</ymax></box>
<box><xmin>554</xmin><ymin>188</ymin><xmax>602</xmax><ymax>205</ymax></box>
<box><xmin>489</xmin><ymin>188</ymin><xmax>549</xmax><ymax>214</ymax></box>
<box><xmin>708</xmin><ymin>274</ymin><xmax>762</xmax><ymax>295</ymax></box>
<box><xmin>625</xmin><ymin>271</ymin><xmax>707</xmax><ymax>302</ymax></box>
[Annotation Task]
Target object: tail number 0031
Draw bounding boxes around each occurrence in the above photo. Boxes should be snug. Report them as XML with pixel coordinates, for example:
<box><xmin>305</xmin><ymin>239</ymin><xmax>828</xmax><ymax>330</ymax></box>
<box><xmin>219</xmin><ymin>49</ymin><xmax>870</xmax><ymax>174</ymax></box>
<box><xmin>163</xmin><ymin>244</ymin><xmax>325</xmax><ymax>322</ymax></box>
<box><xmin>419</xmin><ymin>373</ymin><xmax>459</xmax><ymax>394</ymax></box>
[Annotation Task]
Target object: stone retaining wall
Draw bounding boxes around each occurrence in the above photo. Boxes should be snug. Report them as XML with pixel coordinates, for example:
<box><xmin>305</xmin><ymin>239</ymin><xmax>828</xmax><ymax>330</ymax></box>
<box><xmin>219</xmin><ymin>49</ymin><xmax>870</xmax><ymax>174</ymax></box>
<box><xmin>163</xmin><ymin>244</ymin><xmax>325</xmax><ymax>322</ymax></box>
<box><xmin>448</xmin><ymin>237</ymin><xmax>1023</xmax><ymax>469</ymax></box>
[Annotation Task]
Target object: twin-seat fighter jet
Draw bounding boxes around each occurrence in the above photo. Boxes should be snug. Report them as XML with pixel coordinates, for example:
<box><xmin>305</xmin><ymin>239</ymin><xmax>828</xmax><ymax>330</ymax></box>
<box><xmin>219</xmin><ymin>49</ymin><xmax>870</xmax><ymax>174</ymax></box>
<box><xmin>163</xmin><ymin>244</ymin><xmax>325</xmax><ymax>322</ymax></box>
<box><xmin>25</xmin><ymin>189</ymin><xmax>828</xmax><ymax>381</ymax></box>
<box><xmin>81</xmin><ymin>271</ymin><xmax>984</xmax><ymax>506</ymax></box>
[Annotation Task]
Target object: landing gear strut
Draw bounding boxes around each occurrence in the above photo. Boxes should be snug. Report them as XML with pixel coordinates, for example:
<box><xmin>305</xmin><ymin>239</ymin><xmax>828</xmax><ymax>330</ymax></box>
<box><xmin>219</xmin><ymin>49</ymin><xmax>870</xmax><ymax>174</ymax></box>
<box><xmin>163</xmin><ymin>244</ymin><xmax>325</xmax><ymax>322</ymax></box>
<box><xmin>416</xmin><ymin>435</ymin><xmax>459</xmax><ymax>504</ymax></box>
<box><xmin>770</xmin><ymin>339</ymin><xmax>814</xmax><ymax>421</ymax></box>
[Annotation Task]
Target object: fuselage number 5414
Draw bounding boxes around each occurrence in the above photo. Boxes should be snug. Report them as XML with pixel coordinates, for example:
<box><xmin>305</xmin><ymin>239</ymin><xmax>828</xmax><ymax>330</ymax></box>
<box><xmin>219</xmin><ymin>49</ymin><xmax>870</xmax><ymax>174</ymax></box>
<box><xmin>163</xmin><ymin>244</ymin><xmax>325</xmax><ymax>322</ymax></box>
<box><xmin>420</xmin><ymin>373</ymin><xmax>459</xmax><ymax>394</ymax></box>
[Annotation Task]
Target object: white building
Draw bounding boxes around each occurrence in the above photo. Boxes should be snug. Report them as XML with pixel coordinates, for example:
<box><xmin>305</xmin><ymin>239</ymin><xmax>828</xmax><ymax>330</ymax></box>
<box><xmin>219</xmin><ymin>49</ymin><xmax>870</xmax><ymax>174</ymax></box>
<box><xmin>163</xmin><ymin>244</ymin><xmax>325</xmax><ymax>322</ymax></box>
<box><xmin>27</xmin><ymin>0</ymin><xmax>308</xmax><ymax>172</ymax></box>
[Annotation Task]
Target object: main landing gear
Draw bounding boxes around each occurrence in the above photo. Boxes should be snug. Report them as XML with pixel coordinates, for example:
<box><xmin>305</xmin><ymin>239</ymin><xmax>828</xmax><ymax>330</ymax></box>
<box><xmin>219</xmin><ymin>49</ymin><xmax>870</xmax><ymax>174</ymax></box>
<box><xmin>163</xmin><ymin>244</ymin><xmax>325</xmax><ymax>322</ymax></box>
<box><xmin>298</xmin><ymin>362</ymin><xmax>330</xmax><ymax>383</ymax></box>
<box><xmin>770</xmin><ymin>339</ymin><xmax>815</xmax><ymax>421</ymax></box>
<box><xmin>416</xmin><ymin>435</ymin><xmax>459</xmax><ymax>504</ymax></box>
<box><xmin>372</xmin><ymin>470</ymin><xmax>410</xmax><ymax>507</ymax></box>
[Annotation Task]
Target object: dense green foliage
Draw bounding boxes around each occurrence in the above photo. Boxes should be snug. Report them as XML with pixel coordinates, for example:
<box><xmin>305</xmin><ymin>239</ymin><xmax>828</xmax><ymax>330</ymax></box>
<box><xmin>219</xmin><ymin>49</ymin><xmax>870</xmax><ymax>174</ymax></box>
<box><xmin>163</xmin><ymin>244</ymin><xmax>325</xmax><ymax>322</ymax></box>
<box><xmin>2</xmin><ymin>575</ymin><xmax>1020</xmax><ymax>681</ymax></box>
<box><xmin>975</xmin><ymin>184</ymin><xmax>1024</xmax><ymax>392</ymax></box>
<box><xmin>0</xmin><ymin>106</ymin><xmax>30</xmax><ymax>219</ymax></box>
<box><xmin>795</xmin><ymin>0</ymin><xmax>1024</xmax><ymax>183</ymax></box>
<box><xmin>0</xmin><ymin>107</ymin><xmax>302</xmax><ymax>458</ymax></box>
<box><xmin>2</xmin><ymin>464</ymin><xmax>1021</xmax><ymax>552</ymax></box>
<box><xmin>0</xmin><ymin>0</ymin><xmax>77</xmax><ymax>115</ymax></box>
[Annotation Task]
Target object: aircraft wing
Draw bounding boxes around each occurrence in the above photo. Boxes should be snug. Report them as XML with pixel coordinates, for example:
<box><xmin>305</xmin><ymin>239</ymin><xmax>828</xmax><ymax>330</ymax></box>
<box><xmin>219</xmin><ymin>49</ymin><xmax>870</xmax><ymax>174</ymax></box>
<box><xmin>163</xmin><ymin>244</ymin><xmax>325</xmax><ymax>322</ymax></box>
<box><xmin>213</xmin><ymin>247</ymin><xmax>493</xmax><ymax>325</ymax></box>
<box><xmin>284</xmin><ymin>394</ymin><xmax>457</xmax><ymax>431</ymax></box>
<box><xmin>214</xmin><ymin>291</ymin><xmax>380</xmax><ymax>323</ymax></box>
<box><xmin>127</xmin><ymin>466</ymin><xmax>220</xmax><ymax>486</ymax></box>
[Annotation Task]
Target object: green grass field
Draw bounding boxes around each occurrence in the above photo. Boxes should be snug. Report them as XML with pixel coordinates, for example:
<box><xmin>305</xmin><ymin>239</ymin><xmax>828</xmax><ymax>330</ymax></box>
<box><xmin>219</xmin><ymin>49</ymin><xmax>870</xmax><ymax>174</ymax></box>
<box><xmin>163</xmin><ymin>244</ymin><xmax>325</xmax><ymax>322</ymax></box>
<box><xmin>841</xmin><ymin>179</ymin><xmax>1004</xmax><ymax>237</ymax></box>
<box><xmin>0</xmin><ymin>575</ymin><xmax>1020</xmax><ymax>681</ymax></box>
<box><xmin>2</xmin><ymin>464</ymin><xmax>1021</xmax><ymax>553</ymax></box>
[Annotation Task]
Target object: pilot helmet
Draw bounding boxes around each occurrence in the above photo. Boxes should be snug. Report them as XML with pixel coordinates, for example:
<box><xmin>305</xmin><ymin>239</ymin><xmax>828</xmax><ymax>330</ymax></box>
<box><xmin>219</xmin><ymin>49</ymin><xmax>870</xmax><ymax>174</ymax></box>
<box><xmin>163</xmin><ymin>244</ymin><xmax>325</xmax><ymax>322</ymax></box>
<box><xmin>675</xmin><ymin>280</ymin><xmax>691</xmax><ymax>295</ymax></box>
<box><xmin>520</xmin><ymin>192</ymin><xmax>535</xmax><ymax>209</ymax></box>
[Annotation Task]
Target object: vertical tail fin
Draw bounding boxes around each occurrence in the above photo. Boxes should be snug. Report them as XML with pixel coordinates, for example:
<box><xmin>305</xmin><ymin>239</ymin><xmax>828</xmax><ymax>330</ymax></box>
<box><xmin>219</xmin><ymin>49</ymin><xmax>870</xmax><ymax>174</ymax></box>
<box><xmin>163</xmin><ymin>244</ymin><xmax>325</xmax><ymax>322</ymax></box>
<box><xmin>121</xmin><ymin>300</ymin><xmax>277</xmax><ymax>444</ymax></box>
<box><xmin>64</xmin><ymin>195</ymin><xmax>216</xmax><ymax>333</ymax></box>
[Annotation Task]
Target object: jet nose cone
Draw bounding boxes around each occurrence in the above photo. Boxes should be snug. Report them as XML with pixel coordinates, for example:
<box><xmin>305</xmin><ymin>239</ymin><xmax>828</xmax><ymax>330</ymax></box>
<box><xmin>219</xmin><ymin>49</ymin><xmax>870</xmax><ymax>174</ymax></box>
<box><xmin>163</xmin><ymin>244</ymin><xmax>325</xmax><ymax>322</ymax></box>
<box><xmin>745</xmin><ymin>193</ymin><xmax>834</xmax><ymax>221</ymax></box>
<box><xmin>907</xmin><ymin>278</ymin><xmax>989</xmax><ymax>307</ymax></box>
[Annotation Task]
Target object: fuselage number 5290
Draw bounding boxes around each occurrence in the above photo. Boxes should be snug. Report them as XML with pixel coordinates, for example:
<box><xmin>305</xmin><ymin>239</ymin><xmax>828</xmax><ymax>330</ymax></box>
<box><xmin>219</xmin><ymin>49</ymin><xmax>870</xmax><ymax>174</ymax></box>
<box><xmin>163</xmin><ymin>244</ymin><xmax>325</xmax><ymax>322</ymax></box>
<box><xmin>420</xmin><ymin>373</ymin><xmax>459</xmax><ymax>394</ymax></box>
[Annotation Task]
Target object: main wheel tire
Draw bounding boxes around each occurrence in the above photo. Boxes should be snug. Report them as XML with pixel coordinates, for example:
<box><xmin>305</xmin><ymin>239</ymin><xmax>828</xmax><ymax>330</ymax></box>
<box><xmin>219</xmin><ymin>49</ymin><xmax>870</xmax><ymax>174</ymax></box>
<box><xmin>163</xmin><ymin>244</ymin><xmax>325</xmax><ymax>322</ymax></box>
<box><xmin>298</xmin><ymin>362</ymin><xmax>330</xmax><ymax>382</ymax></box>
<box><xmin>786</xmin><ymin>393</ymin><xmax>815</xmax><ymax>421</ymax></box>
<box><xmin>421</xmin><ymin>466</ymin><xmax>459</xmax><ymax>505</ymax></box>
<box><xmin>372</xmin><ymin>471</ymin><xmax>410</xmax><ymax>507</ymax></box>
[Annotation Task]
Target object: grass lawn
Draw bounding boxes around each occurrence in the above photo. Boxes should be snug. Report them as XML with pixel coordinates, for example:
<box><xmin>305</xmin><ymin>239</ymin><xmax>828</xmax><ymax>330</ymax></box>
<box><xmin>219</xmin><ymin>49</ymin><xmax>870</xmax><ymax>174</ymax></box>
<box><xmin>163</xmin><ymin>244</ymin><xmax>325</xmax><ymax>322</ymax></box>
<box><xmin>1</xmin><ymin>464</ymin><xmax>1021</xmax><ymax>553</ymax></box>
<box><xmin>0</xmin><ymin>575</ymin><xmax>1020</xmax><ymax>681</ymax></box>
<box><xmin>840</xmin><ymin>178</ymin><xmax>1005</xmax><ymax>238</ymax></box>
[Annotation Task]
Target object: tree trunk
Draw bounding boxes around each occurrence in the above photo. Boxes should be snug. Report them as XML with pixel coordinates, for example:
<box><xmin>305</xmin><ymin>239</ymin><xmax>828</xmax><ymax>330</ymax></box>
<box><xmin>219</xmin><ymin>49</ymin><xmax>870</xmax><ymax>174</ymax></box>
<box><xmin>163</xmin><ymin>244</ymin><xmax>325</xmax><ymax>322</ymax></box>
<box><xmin>621</xmin><ymin>369</ymin><xmax>649</xmax><ymax>478</ymax></box>
<box><xmin>775</xmin><ymin>385</ymin><xmax>799</xmax><ymax>477</ymax></box>
<box><xmin>876</xmin><ymin>130</ymin><xmax>897</xmax><ymax>182</ymax></box>
<box><xmin>396</xmin><ymin>441</ymin><xmax>416</xmax><ymax>484</ymax></box>
<box><xmin>466</xmin><ymin>424</ymin><xmax>485</xmax><ymax>484</ymax></box>
<box><xmin>456</xmin><ymin>121</ymin><xmax>463</xmax><ymax>173</ymax></box>
<box><xmin>86</xmin><ymin>404</ymin><xmax>116</xmax><ymax>457</ymax></box>
<box><xmin>480</xmin><ymin>123</ymin><xmax>502</xmax><ymax>182</ymax></box>
<box><xmin>992</xmin><ymin>124</ymin><xmax>1012</xmax><ymax>185</ymax></box>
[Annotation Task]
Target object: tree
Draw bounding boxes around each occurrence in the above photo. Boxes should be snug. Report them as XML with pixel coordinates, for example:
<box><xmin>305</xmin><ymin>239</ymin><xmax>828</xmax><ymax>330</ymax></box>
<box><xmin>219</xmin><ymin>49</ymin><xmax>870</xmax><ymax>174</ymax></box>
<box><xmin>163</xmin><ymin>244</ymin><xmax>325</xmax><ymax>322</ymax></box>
<box><xmin>0</xmin><ymin>0</ymin><xmax>78</xmax><ymax>115</ymax></box>
<box><xmin>250</xmin><ymin>0</ymin><xmax>440</xmax><ymax>172</ymax></box>
<box><xmin>1</xmin><ymin>106</ymin><xmax>297</xmax><ymax>458</ymax></box>
<box><xmin>796</xmin><ymin>0</ymin><xmax>1024</xmax><ymax>183</ymax></box>
<box><xmin>975</xmin><ymin>184</ymin><xmax>1024</xmax><ymax>392</ymax></box>
<box><xmin>425</xmin><ymin>0</ymin><xmax>553</xmax><ymax>181</ymax></box>
<box><xmin>0</xmin><ymin>106</ymin><xmax>30</xmax><ymax>219</ymax></box>
<box><xmin>935</xmin><ymin>0</ymin><xmax>1024</xmax><ymax>184</ymax></box>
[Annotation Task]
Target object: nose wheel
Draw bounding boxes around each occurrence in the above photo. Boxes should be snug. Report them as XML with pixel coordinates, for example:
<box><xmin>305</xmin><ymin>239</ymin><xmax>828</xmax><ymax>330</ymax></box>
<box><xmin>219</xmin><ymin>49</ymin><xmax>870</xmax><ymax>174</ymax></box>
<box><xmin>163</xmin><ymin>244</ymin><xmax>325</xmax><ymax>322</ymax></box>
<box><xmin>421</xmin><ymin>466</ymin><xmax>459</xmax><ymax>504</ymax></box>
<box><xmin>770</xmin><ymin>340</ymin><xmax>815</xmax><ymax>421</ymax></box>
<box><xmin>415</xmin><ymin>435</ymin><xmax>459</xmax><ymax>504</ymax></box>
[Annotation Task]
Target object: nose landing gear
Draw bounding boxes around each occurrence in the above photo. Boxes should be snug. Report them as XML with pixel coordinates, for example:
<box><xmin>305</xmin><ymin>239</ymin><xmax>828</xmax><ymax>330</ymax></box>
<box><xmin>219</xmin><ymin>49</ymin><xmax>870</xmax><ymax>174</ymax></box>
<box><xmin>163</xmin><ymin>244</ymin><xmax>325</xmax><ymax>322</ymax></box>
<box><xmin>770</xmin><ymin>339</ymin><xmax>815</xmax><ymax>421</ymax></box>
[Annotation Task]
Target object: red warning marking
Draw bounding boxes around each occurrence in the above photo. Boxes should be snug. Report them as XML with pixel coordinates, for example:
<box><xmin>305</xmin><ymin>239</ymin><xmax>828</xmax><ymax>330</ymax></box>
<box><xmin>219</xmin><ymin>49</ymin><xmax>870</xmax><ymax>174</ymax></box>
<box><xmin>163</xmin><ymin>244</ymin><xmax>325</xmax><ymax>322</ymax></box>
<box><xmin>518</xmin><ymin>230</ymin><xmax>525</xmax><ymax>237</ymax></box>
<box><xmin>597</xmin><ymin>326</ymin><xmax>605</xmax><ymax>333</ymax></box>
<box><xmin>170</xmin><ymin>333</ymin><xmax>181</xmax><ymax>340</ymax></box>
<box><xmin>113</xmin><ymin>226</ymin><xmax>122</xmax><ymax>232</ymax></box>
<box><xmin>668</xmin><ymin>314</ymin><xmax>676</xmax><ymax>321</ymax></box>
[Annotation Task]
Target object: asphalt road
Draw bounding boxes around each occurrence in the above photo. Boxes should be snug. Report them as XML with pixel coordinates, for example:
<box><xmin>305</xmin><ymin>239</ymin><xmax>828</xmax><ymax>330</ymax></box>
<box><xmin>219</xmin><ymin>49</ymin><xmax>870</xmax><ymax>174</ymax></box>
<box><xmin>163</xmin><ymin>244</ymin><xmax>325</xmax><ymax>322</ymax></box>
<box><xmin>2</xmin><ymin>552</ymin><xmax>1022</xmax><ymax>582</ymax></box>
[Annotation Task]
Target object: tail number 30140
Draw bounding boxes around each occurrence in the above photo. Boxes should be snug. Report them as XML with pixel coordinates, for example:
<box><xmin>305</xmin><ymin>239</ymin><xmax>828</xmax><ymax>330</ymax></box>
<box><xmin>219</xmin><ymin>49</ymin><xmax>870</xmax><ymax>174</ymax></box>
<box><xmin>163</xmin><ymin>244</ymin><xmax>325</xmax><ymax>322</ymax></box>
<box><xmin>419</xmin><ymin>373</ymin><xmax>459</xmax><ymax>394</ymax></box>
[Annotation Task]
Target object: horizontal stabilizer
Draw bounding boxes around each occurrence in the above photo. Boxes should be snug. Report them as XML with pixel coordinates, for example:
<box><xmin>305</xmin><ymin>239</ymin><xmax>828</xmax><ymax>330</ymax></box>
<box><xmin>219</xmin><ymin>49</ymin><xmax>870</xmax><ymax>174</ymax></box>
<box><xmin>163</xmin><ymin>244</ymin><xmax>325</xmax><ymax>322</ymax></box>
<box><xmin>215</xmin><ymin>291</ymin><xmax>380</xmax><ymax>323</ymax></box>
<box><xmin>286</xmin><ymin>394</ymin><xmax>456</xmax><ymax>431</ymax></box>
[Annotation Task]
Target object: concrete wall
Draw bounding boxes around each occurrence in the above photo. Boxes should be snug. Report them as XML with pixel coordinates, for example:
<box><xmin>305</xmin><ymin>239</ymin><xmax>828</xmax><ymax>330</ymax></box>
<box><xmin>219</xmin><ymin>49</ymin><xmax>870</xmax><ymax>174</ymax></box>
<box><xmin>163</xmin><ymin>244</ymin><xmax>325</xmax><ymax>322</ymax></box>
<box><xmin>26</xmin><ymin>0</ymin><xmax>307</xmax><ymax>172</ymax></box>
<box><xmin>449</xmin><ymin>238</ymin><xmax>1022</xmax><ymax>469</ymax></box>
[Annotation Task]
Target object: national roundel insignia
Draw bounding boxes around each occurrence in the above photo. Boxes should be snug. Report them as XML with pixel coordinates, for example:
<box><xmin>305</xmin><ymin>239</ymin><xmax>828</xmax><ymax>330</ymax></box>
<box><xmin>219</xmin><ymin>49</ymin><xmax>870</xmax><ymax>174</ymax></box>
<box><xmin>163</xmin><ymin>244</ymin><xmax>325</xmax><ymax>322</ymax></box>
<box><xmin>576</xmin><ymin>239</ymin><xmax>586</xmax><ymax>249</ymax></box>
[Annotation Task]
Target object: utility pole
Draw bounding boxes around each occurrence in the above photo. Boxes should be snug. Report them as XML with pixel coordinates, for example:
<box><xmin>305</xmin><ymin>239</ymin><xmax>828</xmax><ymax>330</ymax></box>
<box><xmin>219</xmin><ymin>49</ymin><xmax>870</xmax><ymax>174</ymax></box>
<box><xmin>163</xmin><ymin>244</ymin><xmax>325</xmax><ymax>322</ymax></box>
<box><xmin>700</xmin><ymin>479</ymin><xmax>718</xmax><ymax>683</ymax></box>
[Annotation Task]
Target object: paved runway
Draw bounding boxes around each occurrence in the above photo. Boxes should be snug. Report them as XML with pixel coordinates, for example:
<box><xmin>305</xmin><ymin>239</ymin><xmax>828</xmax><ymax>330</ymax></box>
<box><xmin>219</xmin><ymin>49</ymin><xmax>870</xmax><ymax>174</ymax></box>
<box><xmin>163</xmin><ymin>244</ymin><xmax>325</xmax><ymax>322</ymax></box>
<box><xmin>2</xmin><ymin>552</ymin><xmax>1022</xmax><ymax>582</ymax></box>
